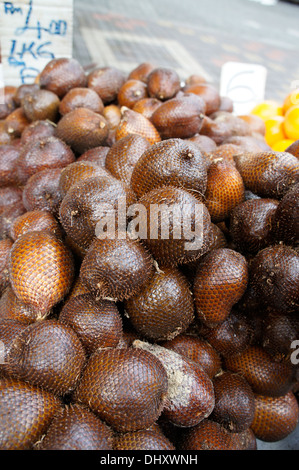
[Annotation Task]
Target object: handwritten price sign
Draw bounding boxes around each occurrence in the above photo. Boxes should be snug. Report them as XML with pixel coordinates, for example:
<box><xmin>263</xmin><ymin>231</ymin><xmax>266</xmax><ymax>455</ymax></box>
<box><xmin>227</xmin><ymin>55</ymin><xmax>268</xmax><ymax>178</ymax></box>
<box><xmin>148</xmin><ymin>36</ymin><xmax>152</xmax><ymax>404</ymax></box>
<box><xmin>0</xmin><ymin>0</ymin><xmax>73</xmax><ymax>87</ymax></box>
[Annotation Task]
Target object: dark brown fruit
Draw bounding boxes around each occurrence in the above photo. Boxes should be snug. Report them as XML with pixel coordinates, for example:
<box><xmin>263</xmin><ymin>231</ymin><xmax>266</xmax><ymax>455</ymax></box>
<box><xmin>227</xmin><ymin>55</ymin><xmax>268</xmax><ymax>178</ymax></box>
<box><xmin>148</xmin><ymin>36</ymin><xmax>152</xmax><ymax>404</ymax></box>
<box><xmin>9</xmin><ymin>209</ymin><xmax>62</xmax><ymax>241</ymax></box>
<box><xmin>130</xmin><ymin>138</ymin><xmax>207</xmax><ymax>199</ymax></box>
<box><xmin>261</xmin><ymin>311</ymin><xmax>299</xmax><ymax>362</ymax></box>
<box><xmin>234</xmin><ymin>151</ymin><xmax>299</xmax><ymax>198</ymax></box>
<box><xmin>113</xmin><ymin>424</ymin><xmax>175</xmax><ymax>450</ymax></box>
<box><xmin>22</xmin><ymin>89</ymin><xmax>60</xmax><ymax>122</ymax></box>
<box><xmin>128</xmin><ymin>62</ymin><xmax>156</xmax><ymax>83</ymax></box>
<box><xmin>193</xmin><ymin>248</ymin><xmax>248</xmax><ymax>328</ymax></box>
<box><xmin>59</xmin><ymin>87</ymin><xmax>104</xmax><ymax>116</ymax></box>
<box><xmin>211</xmin><ymin>371</ymin><xmax>255</xmax><ymax>432</ymax></box>
<box><xmin>59</xmin><ymin>175</ymin><xmax>137</xmax><ymax>250</ymax></box>
<box><xmin>251</xmin><ymin>392</ymin><xmax>299</xmax><ymax>442</ymax></box>
<box><xmin>184</xmin><ymin>83</ymin><xmax>221</xmax><ymax>115</ymax></box>
<box><xmin>162</xmin><ymin>333</ymin><xmax>221</xmax><ymax>378</ymax></box>
<box><xmin>59</xmin><ymin>293</ymin><xmax>123</xmax><ymax>355</ymax></box>
<box><xmin>204</xmin><ymin>160</ymin><xmax>245</xmax><ymax>222</ymax></box>
<box><xmin>132</xmin><ymin>97</ymin><xmax>162</xmax><ymax>120</ymax></box>
<box><xmin>55</xmin><ymin>107</ymin><xmax>109</xmax><ymax>154</ymax></box>
<box><xmin>124</xmin><ymin>267</ymin><xmax>194</xmax><ymax>342</ymax></box>
<box><xmin>117</xmin><ymin>79</ymin><xmax>149</xmax><ymax>109</ymax></box>
<box><xmin>9</xmin><ymin>230</ymin><xmax>74</xmax><ymax>316</ymax></box>
<box><xmin>17</xmin><ymin>136</ymin><xmax>75</xmax><ymax>184</ymax></box>
<box><xmin>133</xmin><ymin>341</ymin><xmax>215</xmax><ymax>427</ymax></box>
<box><xmin>0</xmin><ymin>238</ymin><xmax>13</xmax><ymax>295</ymax></box>
<box><xmin>74</xmin><ymin>347</ymin><xmax>168</xmax><ymax>432</ymax></box>
<box><xmin>229</xmin><ymin>198</ymin><xmax>279</xmax><ymax>254</ymax></box>
<box><xmin>22</xmin><ymin>167</ymin><xmax>63</xmax><ymax>216</ymax></box>
<box><xmin>0</xmin><ymin>377</ymin><xmax>61</xmax><ymax>450</ymax></box>
<box><xmin>115</xmin><ymin>107</ymin><xmax>161</xmax><ymax>144</ymax></box>
<box><xmin>87</xmin><ymin>66</ymin><xmax>126</xmax><ymax>104</ymax></box>
<box><xmin>201</xmin><ymin>308</ymin><xmax>254</xmax><ymax>358</ymax></box>
<box><xmin>37</xmin><ymin>403</ymin><xmax>114</xmax><ymax>450</ymax></box>
<box><xmin>224</xmin><ymin>345</ymin><xmax>295</xmax><ymax>397</ymax></box>
<box><xmin>272</xmin><ymin>182</ymin><xmax>299</xmax><ymax>246</ymax></box>
<box><xmin>39</xmin><ymin>57</ymin><xmax>87</xmax><ymax>98</ymax></box>
<box><xmin>249</xmin><ymin>244</ymin><xmax>299</xmax><ymax>314</ymax></box>
<box><xmin>6</xmin><ymin>319</ymin><xmax>86</xmax><ymax>395</ymax></box>
<box><xmin>178</xmin><ymin>419</ymin><xmax>237</xmax><ymax>450</ymax></box>
<box><xmin>137</xmin><ymin>185</ymin><xmax>213</xmax><ymax>267</ymax></box>
<box><xmin>105</xmin><ymin>134</ymin><xmax>151</xmax><ymax>185</ymax></box>
<box><xmin>285</xmin><ymin>140</ymin><xmax>299</xmax><ymax>158</ymax></box>
<box><xmin>0</xmin><ymin>145</ymin><xmax>21</xmax><ymax>186</ymax></box>
<box><xmin>0</xmin><ymin>200</ymin><xmax>26</xmax><ymax>239</ymax></box>
<box><xmin>21</xmin><ymin>119</ymin><xmax>56</xmax><ymax>145</ymax></box>
<box><xmin>200</xmin><ymin>112</ymin><xmax>251</xmax><ymax>145</ymax></box>
<box><xmin>0</xmin><ymin>86</ymin><xmax>17</xmax><ymax>119</ymax></box>
<box><xmin>147</xmin><ymin>67</ymin><xmax>181</xmax><ymax>101</ymax></box>
<box><xmin>150</xmin><ymin>93</ymin><xmax>206</xmax><ymax>140</ymax></box>
<box><xmin>0</xmin><ymin>317</ymin><xmax>29</xmax><ymax>376</ymax></box>
<box><xmin>77</xmin><ymin>146</ymin><xmax>110</xmax><ymax>166</ymax></box>
<box><xmin>59</xmin><ymin>160</ymin><xmax>113</xmax><ymax>197</ymax></box>
<box><xmin>79</xmin><ymin>236</ymin><xmax>154</xmax><ymax>301</ymax></box>
<box><xmin>13</xmin><ymin>83</ymin><xmax>40</xmax><ymax>107</ymax></box>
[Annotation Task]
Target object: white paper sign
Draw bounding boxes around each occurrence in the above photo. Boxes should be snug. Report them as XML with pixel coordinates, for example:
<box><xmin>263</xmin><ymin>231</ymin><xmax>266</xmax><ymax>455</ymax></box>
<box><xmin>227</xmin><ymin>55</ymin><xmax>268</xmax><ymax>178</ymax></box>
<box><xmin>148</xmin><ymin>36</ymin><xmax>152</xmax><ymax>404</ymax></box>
<box><xmin>220</xmin><ymin>61</ymin><xmax>267</xmax><ymax>115</ymax></box>
<box><xmin>0</xmin><ymin>0</ymin><xmax>73</xmax><ymax>87</ymax></box>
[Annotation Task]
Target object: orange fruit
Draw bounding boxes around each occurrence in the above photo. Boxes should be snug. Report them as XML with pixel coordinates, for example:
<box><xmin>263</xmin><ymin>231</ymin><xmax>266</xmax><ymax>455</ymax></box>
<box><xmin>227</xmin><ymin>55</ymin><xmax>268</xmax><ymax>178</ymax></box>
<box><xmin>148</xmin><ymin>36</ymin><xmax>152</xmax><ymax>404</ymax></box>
<box><xmin>251</xmin><ymin>101</ymin><xmax>283</xmax><ymax>121</ymax></box>
<box><xmin>283</xmin><ymin>105</ymin><xmax>299</xmax><ymax>140</ymax></box>
<box><xmin>272</xmin><ymin>139</ymin><xmax>295</xmax><ymax>152</ymax></box>
<box><xmin>264</xmin><ymin>116</ymin><xmax>285</xmax><ymax>147</ymax></box>
<box><xmin>282</xmin><ymin>89</ymin><xmax>299</xmax><ymax>115</ymax></box>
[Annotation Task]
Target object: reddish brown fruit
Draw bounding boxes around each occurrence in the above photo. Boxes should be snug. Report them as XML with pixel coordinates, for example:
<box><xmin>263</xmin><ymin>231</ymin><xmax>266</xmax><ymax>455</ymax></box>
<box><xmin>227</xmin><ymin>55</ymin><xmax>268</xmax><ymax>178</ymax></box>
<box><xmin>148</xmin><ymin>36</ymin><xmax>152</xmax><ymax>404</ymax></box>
<box><xmin>115</xmin><ymin>107</ymin><xmax>161</xmax><ymax>144</ymax></box>
<box><xmin>207</xmin><ymin>143</ymin><xmax>242</xmax><ymax>165</ymax></box>
<box><xmin>59</xmin><ymin>293</ymin><xmax>123</xmax><ymax>355</ymax></box>
<box><xmin>4</xmin><ymin>107</ymin><xmax>31</xmax><ymax>138</ymax></box>
<box><xmin>225</xmin><ymin>134</ymin><xmax>271</xmax><ymax>152</ymax></box>
<box><xmin>238</xmin><ymin>114</ymin><xmax>266</xmax><ymax>135</ymax></box>
<box><xmin>39</xmin><ymin>57</ymin><xmax>87</xmax><ymax>98</ymax></box>
<box><xmin>200</xmin><ymin>112</ymin><xmax>252</xmax><ymax>145</ymax></box>
<box><xmin>0</xmin><ymin>377</ymin><xmax>61</xmax><ymax>450</ymax></box>
<box><xmin>105</xmin><ymin>134</ymin><xmax>151</xmax><ymax>185</ymax></box>
<box><xmin>0</xmin><ymin>318</ymin><xmax>30</xmax><ymax>374</ymax></box>
<box><xmin>147</xmin><ymin>67</ymin><xmax>181</xmax><ymax>101</ymax></box>
<box><xmin>117</xmin><ymin>79</ymin><xmax>149</xmax><ymax>109</ymax></box>
<box><xmin>79</xmin><ymin>236</ymin><xmax>154</xmax><ymax>301</ymax></box>
<box><xmin>211</xmin><ymin>371</ymin><xmax>255</xmax><ymax>432</ymax></box>
<box><xmin>0</xmin><ymin>286</ymin><xmax>43</xmax><ymax>323</ymax></box>
<box><xmin>234</xmin><ymin>151</ymin><xmax>299</xmax><ymax>198</ymax></box>
<box><xmin>0</xmin><ymin>86</ymin><xmax>17</xmax><ymax>119</ymax></box>
<box><xmin>6</xmin><ymin>319</ymin><xmax>86</xmax><ymax>395</ymax></box>
<box><xmin>21</xmin><ymin>89</ymin><xmax>60</xmax><ymax>122</ymax></box>
<box><xmin>184</xmin><ymin>83</ymin><xmax>221</xmax><ymax>115</ymax></box>
<box><xmin>13</xmin><ymin>83</ymin><xmax>40</xmax><ymax>107</ymax></box>
<box><xmin>59</xmin><ymin>160</ymin><xmax>113</xmax><ymax>197</ymax></box>
<box><xmin>128</xmin><ymin>62</ymin><xmax>156</xmax><ymax>83</ymax></box>
<box><xmin>193</xmin><ymin>248</ymin><xmax>248</xmax><ymax>328</ymax></box>
<box><xmin>150</xmin><ymin>93</ymin><xmax>206</xmax><ymax>140</ymax></box>
<box><xmin>59</xmin><ymin>175</ymin><xmax>137</xmax><ymax>250</ymax></box>
<box><xmin>0</xmin><ymin>145</ymin><xmax>22</xmax><ymax>186</ymax></box>
<box><xmin>22</xmin><ymin>167</ymin><xmax>63</xmax><ymax>216</ymax></box>
<box><xmin>249</xmin><ymin>245</ymin><xmax>299</xmax><ymax>314</ymax></box>
<box><xmin>74</xmin><ymin>347</ymin><xmax>168</xmax><ymax>432</ymax></box>
<box><xmin>9</xmin><ymin>230</ymin><xmax>74</xmax><ymax>317</ymax></box>
<box><xmin>113</xmin><ymin>424</ymin><xmax>176</xmax><ymax>450</ymax></box>
<box><xmin>0</xmin><ymin>238</ymin><xmax>13</xmax><ymax>295</ymax></box>
<box><xmin>36</xmin><ymin>403</ymin><xmax>114</xmax><ymax>450</ymax></box>
<box><xmin>132</xmin><ymin>97</ymin><xmax>162</xmax><ymax>119</ymax></box>
<box><xmin>229</xmin><ymin>198</ymin><xmax>279</xmax><ymax>254</ymax></box>
<box><xmin>124</xmin><ymin>267</ymin><xmax>194</xmax><ymax>342</ymax></box>
<box><xmin>162</xmin><ymin>333</ymin><xmax>221</xmax><ymax>378</ymax></box>
<box><xmin>55</xmin><ymin>107</ymin><xmax>109</xmax><ymax>154</ymax></box>
<box><xmin>178</xmin><ymin>419</ymin><xmax>238</xmax><ymax>450</ymax></box>
<box><xmin>0</xmin><ymin>186</ymin><xmax>23</xmax><ymax>213</ymax></box>
<box><xmin>224</xmin><ymin>345</ymin><xmax>295</xmax><ymax>397</ymax></box>
<box><xmin>130</xmin><ymin>138</ymin><xmax>207</xmax><ymax>199</ymax></box>
<box><xmin>261</xmin><ymin>311</ymin><xmax>299</xmax><ymax>362</ymax></box>
<box><xmin>59</xmin><ymin>87</ymin><xmax>104</xmax><ymax>116</ymax></box>
<box><xmin>134</xmin><ymin>341</ymin><xmax>215</xmax><ymax>427</ymax></box>
<box><xmin>77</xmin><ymin>146</ymin><xmax>110</xmax><ymax>166</ymax></box>
<box><xmin>285</xmin><ymin>140</ymin><xmax>299</xmax><ymax>158</ymax></box>
<box><xmin>251</xmin><ymin>392</ymin><xmax>299</xmax><ymax>442</ymax></box>
<box><xmin>204</xmin><ymin>159</ymin><xmax>245</xmax><ymax>222</ymax></box>
<box><xmin>0</xmin><ymin>200</ymin><xmax>26</xmax><ymax>239</ymax></box>
<box><xmin>17</xmin><ymin>136</ymin><xmax>75</xmax><ymax>184</ymax></box>
<box><xmin>186</xmin><ymin>134</ymin><xmax>217</xmax><ymax>153</ymax></box>
<box><xmin>87</xmin><ymin>66</ymin><xmax>126</xmax><ymax>104</ymax></box>
<box><xmin>9</xmin><ymin>209</ymin><xmax>62</xmax><ymax>241</ymax></box>
<box><xmin>137</xmin><ymin>186</ymin><xmax>214</xmax><ymax>267</ymax></box>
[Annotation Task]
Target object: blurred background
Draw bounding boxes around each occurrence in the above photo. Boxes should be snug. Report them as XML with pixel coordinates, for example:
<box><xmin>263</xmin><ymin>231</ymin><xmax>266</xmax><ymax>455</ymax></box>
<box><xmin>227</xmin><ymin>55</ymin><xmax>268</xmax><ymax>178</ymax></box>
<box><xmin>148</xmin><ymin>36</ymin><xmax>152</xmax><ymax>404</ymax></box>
<box><xmin>73</xmin><ymin>0</ymin><xmax>299</xmax><ymax>102</ymax></box>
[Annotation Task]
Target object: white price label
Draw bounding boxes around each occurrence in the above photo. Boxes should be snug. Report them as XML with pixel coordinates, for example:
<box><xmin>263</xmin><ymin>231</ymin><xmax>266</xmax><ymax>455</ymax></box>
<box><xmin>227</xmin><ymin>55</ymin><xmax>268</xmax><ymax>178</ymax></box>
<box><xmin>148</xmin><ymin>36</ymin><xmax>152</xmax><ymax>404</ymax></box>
<box><xmin>220</xmin><ymin>61</ymin><xmax>267</xmax><ymax>115</ymax></box>
<box><xmin>0</xmin><ymin>0</ymin><xmax>73</xmax><ymax>87</ymax></box>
